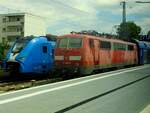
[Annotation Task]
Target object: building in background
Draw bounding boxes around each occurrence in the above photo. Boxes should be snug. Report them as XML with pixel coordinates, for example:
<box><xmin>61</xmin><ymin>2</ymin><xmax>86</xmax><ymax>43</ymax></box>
<box><xmin>0</xmin><ymin>13</ymin><xmax>46</xmax><ymax>44</ymax></box>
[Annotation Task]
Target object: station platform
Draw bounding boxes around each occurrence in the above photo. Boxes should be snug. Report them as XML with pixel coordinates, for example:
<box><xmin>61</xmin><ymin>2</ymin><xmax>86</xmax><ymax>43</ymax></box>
<box><xmin>0</xmin><ymin>65</ymin><xmax>150</xmax><ymax>113</ymax></box>
<box><xmin>140</xmin><ymin>105</ymin><xmax>150</xmax><ymax>113</ymax></box>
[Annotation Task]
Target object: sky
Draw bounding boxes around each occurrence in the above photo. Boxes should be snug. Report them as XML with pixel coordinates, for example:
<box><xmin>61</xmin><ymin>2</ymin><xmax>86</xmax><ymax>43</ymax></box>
<box><xmin>0</xmin><ymin>0</ymin><xmax>150</xmax><ymax>35</ymax></box>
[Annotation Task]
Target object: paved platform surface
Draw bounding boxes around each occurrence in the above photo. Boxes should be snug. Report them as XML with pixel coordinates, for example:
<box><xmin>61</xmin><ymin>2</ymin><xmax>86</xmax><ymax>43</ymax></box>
<box><xmin>0</xmin><ymin>65</ymin><xmax>150</xmax><ymax>113</ymax></box>
<box><xmin>140</xmin><ymin>105</ymin><xmax>150</xmax><ymax>113</ymax></box>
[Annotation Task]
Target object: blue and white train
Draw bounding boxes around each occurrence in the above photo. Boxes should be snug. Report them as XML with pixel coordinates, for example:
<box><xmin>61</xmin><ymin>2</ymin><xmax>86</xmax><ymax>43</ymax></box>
<box><xmin>136</xmin><ymin>40</ymin><xmax>150</xmax><ymax>65</ymax></box>
<box><xmin>4</xmin><ymin>36</ymin><xmax>55</xmax><ymax>74</ymax></box>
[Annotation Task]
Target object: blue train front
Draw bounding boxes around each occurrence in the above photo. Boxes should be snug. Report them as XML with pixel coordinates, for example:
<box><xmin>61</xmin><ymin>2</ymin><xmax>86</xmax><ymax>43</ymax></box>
<box><xmin>5</xmin><ymin>36</ymin><xmax>55</xmax><ymax>74</ymax></box>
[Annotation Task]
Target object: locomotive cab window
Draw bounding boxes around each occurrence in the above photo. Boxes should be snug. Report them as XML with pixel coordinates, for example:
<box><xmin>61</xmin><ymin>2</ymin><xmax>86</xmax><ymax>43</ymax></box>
<box><xmin>42</xmin><ymin>46</ymin><xmax>47</xmax><ymax>53</ymax></box>
<box><xmin>114</xmin><ymin>43</ymin><xmax>126</xmax><ymax>50</ymax></box>
<box><xmin>12</xmin><ymin>39</ymin><xmax>29</xmax><ymax>53</ymax></box>
<box><xmin>58</xmin><ymin>38</ymin><xmax>68</xmax><ymax>48</ymax></box>
<box><xmin>68</xmin><ymin>38</ymin><xmax>82</xmax><ymax>48</ymax></box>
<box><xmin>58</xmin><ymin>37</ymin><xmax>82</xmax><ymax>48</ymax></box>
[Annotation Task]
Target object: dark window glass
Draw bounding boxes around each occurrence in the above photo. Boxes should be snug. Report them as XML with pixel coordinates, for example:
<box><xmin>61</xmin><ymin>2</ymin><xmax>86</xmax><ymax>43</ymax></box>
<box><xmin>17</xmin><ymin>28</ymin><xmax>20</xmax><ymax>32</ymax></box>
<box><xmin>68</xmin><ymin>38</ymin><xmax>82</xmax><ymax>48</ymax></box>
<box><xmin>58</xmin><ymin>38</ymin><xmax>68</xmax><ymax>48</ymax></box>
<box><xmin>2</xmin><ymin>28</ymin><xmax>6</xmax><ymax>32</ymax></box>
<box><xmin>43</xmin><ymin>46</ymin><xmax>47</xmax><ymax>53</ymax></box>
<box><xmin>17</xmin><ymin>18</ymin><xmax>20</xmax><ymax>21</ymax></box>
<box><xmin>3</xmin><ymin>18</ymin><xmax>6</xmax><ymax>22</ymax></box>
<box><xmin>2</xmin><ymin>37</ymin><xmax>6</xmax><ymax>43</ymax></box>
<box><xmin>89</xmin><ymin>39</ymin><xmax>94</xmax><ymax>48</ymax></box>
<box><xmin>128</xmin><ymin>45</ymin><xmax>134</xmax><ymax>51</ymax></box>
<box><xmin>58</xmin><ymin>38</ymin><xmax>82</xmax><ymax>48</ymax></box>
<box><xmin>100</xmin><ymin>41</ymin><xmax>111</xmax><ymax>49</ymax></box>
<box><xmin>114</xmin><ymin>43</ymin><xmax>126</xmax><ymax>50</ymax></box>
<box><xmin>12</xmin><ymin>40</ymin><xmax>29</xmax><ymax>53</ymax></box>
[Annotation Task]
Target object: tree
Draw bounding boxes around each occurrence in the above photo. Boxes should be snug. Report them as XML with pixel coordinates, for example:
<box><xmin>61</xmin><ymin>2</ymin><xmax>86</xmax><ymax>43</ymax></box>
<box><xmin>147</xmin><ymin>30</ymin><xmax>150</xmax><ymax>36</ymax></box>
<box><xmin>117</xmin><ymin>21</ymin><xmax>141</xmax><ymax>41</ymax></box>
<box><xmin>0</xmin><ymin>43</ymin><xmax>5</xmax><ymax>61</ymax></box>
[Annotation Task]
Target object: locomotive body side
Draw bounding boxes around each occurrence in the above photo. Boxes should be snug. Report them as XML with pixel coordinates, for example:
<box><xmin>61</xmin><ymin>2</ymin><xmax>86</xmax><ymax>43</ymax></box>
<box><xmin>85</xmin><ymin>36</ymin><xmax>138</xmax><ymax>72</ymax></box>
<box><xmin>111</xmin><ymin>40</ymin><xmax>138</xmax><ymax>67</ymax></box>
<box><xmin>54</xmin><ymin>34</ymin><xmax>138</xmax><ymax>75</ymax></box>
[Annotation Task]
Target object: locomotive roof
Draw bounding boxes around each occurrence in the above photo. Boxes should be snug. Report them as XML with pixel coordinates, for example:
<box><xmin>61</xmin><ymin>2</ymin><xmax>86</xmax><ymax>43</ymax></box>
<box><xmin>58</xmin><ymin>34</ymin><xmax>136</xmax><ymax>45</ymax></box>
<box><xmin>137</xmin><ymin>41</ymin><xmax>150</xmax><ymax>49</ymax></box>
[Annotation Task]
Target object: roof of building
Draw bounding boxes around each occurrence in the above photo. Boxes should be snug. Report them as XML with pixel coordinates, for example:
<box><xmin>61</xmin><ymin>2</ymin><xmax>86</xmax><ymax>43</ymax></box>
<box><xmin>0</xmin><ymin>12</ymin><xmax>43</xmax><ymax>18</ymax></box>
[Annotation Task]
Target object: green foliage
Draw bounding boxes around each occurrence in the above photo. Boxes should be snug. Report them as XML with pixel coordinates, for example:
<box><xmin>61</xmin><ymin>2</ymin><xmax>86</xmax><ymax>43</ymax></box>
<box><xmin>0</xmin><ymin>43</ymin><xmax>5</xmax><ymax>61</ymax></box>
<box><xmin>117</xmin><ymin>21</ymin><xmax>141</xmax><ymax>41</ymax></box>
<box><xmin>0</xmin><ymin>41</ymin><xmax>10</xmax><ymax>61</ymax></box>
<box><xmin>147</xmin><ymin>31</ymin><xmax>150</xmax><ymax>36</ymax></box>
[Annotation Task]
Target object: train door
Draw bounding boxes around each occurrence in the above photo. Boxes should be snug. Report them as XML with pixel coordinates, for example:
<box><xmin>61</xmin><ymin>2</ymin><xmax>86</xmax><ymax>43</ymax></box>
<box><xmin>89</xmin><ymin>39</ymin><xmax>99</xmax><ymax>65</ymax></box>
<box><xmin>100</xmin><ymin>41</ymin><xmax>111</xmax><ymax>65</ymax></box>
<box><xmin>93</xmin><ymin>40</ymin><xmax>99</xmax><ymax>65</ymax></box>
<box><xmin>144</xmin><ymin>49</ymin><xmax>148</xmax><ymax>64</ymax></box>
<box><xmin>41</xmin><ymin>43</ymin><xmax>52</xmax><ymax>71</ymax></box>
<box><xmin>139</xmin><ymin>48</ymin><xmax>144</xmax><ymax>65</ymax></box>
<box><xmin>148</xmin><ymin>49</ymin><xmax>150</xmax><ymax>63</ymax></box>
<box><xmin>89</xmin><ymin>39</ymin><xmax>94</xmax><ymax>65</ymax></box>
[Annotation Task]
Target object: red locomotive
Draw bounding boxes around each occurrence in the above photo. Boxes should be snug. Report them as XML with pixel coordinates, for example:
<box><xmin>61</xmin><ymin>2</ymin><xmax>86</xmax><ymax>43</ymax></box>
<box><xmin>54</xmin><ymin>33</ymin><xmax>138</xmax><ymax>75</ymax></box>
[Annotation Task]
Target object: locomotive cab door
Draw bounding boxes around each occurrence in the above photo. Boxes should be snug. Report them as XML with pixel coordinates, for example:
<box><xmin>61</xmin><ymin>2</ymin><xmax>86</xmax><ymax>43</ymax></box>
<box><xmin>89</xmin><ymin>39</ymin><xmax>99</xmax><ymax>65</ymax></box>
<box><xmin>40</xmin><ymin>43</ymin><xmax>52</xmax><ymax>72</ymax></box>
<box><xmin>93</xmin><ymin>40</ymin><xmax>99</xmax><ymax>65</ymax></box>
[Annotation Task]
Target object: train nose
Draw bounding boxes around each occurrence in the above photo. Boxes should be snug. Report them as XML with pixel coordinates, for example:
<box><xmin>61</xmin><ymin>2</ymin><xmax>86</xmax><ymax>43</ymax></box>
<box><xmin>6</xmin><ymin>61</ymin><xmax>20</xmax><ymax>73</ymax></box>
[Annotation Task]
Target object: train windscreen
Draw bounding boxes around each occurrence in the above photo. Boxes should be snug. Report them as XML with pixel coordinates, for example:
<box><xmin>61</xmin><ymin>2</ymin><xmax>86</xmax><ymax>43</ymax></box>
<box><xmin>58</xmin><ymin>38</ymin><xmax>82</xmax><ymax>48</ymax></box>
<box><xmin>12</xmin><ymin>40</ymin><xmax>29</xmax><ymax>53</ymax></box>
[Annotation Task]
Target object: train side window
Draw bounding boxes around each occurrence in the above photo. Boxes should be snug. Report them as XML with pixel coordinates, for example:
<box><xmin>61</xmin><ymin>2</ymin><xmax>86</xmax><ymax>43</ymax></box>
<box><xmin>89</xmin><ymin>39</ymin><xmax>94</xmax><ymax>48</ymax></box>
<box><xmin>128</xmin><ymin>45</ymin><xmax>134</xmax><ymax>51</ymax></box>
<box><xmin>113</xmin><ymin>43</ymin><xmax>117</xmax><ymax>50</ymax></box>
<box><xmin>43</xmin><ymin>46</ymin><xmax>47</xmax><ymax>53</ymax></box>
<box><xmin>114</xmin><ymin>43</ymin><xmax>126</xmax><ymax>50</ymax></box>
<box><xmin>122</xmin><ymin>44</ymin><xmax>126</xmax><ymax>50</ymax></box>
<box><xmin>100</xmin><ymin>41</ymin><xmax>111</xmax><ymax>50</ymax></box>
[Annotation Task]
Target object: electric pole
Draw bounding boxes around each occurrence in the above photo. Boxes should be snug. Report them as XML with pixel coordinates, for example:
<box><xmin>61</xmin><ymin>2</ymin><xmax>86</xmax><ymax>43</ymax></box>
<box><xmin>118</xmin><ymin>1</ymin><xmax>150</xmax><ymax>40</ymax></box>
<box><xmin>120</xmin><ymin>1</ymin><xmax>127</xmax><ymax>40</ymax></box>
<box><xmin>121</xmin><ymin>1</ymin><xmax>126</xmax><ymax>24</ymax></box>
<box><xmin>135</xmin><ymin>1</ymin><xmax>150</xmax><ymax>41</ymax></box>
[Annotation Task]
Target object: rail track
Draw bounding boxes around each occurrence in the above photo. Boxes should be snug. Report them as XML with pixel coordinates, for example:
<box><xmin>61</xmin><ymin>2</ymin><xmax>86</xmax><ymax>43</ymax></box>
<box><xmin>0</xmin><ymin>65</ymin><xmax>136</xmax><ymax>93</ymax></box>
<box><xmin>0</xmin><ymin>73</ymin><xmax>63</xmax><ymax>92</ymax></box>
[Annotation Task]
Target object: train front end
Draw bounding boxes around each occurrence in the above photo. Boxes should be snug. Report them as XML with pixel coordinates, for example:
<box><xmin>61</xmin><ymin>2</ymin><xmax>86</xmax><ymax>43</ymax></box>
<box><xmin>4</xmin><ymin>38</ymin><xmax>30</xmax><ymax>74</ymax></box>
<box><xmin>4</xmin><ymin>36</ymin><xmax>56</xmax><ymax>75</ymax></box>
<box><xmin>54</xmin><ymin>34</ymin><xmax>84</xmax><ymax>75</ymax></box>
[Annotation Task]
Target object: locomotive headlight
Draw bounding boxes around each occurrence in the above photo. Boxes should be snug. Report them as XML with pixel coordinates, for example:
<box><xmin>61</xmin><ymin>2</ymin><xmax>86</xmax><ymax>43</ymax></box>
<box><xmin>55</xmin><ymin>56</ymin><xmax>64</xmax><ymax>60</ymax></box>
<box><xmin>69</xmin><ymin>56</ymin><xmax>81</xmax><ymax>60</ymax></box>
